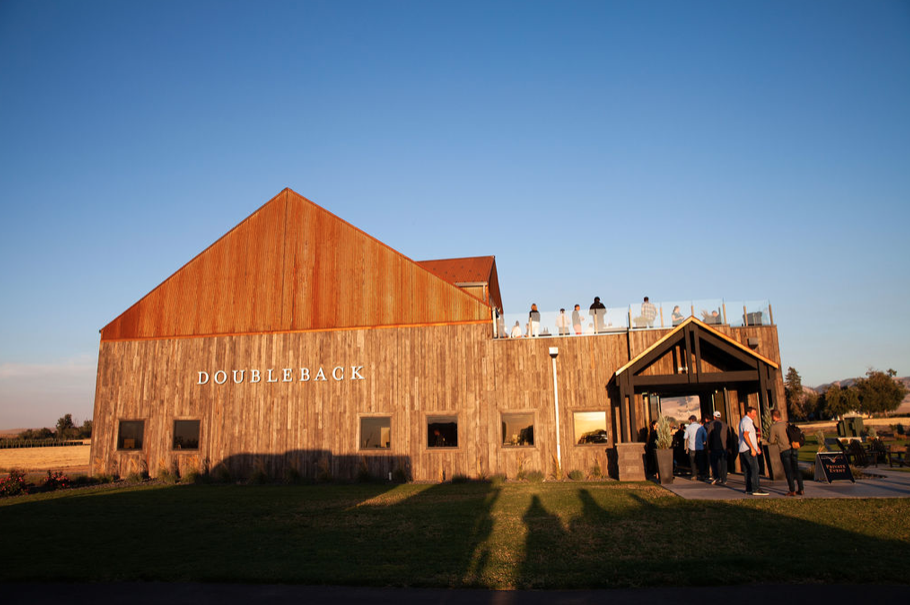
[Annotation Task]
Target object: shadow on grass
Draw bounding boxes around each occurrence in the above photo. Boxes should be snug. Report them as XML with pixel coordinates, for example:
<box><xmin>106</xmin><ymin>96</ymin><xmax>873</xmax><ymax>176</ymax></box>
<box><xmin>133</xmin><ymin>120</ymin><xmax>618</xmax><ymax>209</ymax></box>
<box><xmin>2</xmin><ymin>478</ymin><xmax>909</xmax><ymax>588</ymax></box>
<box><xmin>516</xmin><ymin>485</ymin><xmax>910</xmax><ymax>588</ymax></box>
<box><xmin>0</xmin><ymin>472</ymin><xmax>502</xmax><ymax>587</ymax></box>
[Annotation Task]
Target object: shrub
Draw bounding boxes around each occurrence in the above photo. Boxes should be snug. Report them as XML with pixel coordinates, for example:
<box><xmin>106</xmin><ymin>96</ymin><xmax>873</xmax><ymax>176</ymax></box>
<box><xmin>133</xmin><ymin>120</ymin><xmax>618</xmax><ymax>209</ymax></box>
<box><xmin>157</xmin><ymin>467</ymin><xmax>179</xmax><ymax>484</ymax></box>
<box><xmin>516</xmin><ymin>454</ymin><xmax>527</xmax><ymax>481</ymax></box>
<box><xmin>1</xmin><ymin>469</ymin><xmax>27</xmax><ymax>497</ymax></box>
<box><xmin>42</xmin><ymin>470</ymin><xmax>69</xmax><ymax>491</ymax></box>
<box><xmin>183</xmin><ymin>469</ymin><xmax>204</xmax><ymax>484</ymax></box>
<box><xmin>568</xmin><ymin>469</ymin><xmax>584</xmax><ymax>481</ymax></box>
<box><xmin>212</xmin><ymin>465</ymin><xmax>232</xmax><ymax>484</ymax></box>
<box><xmin>126</xmin><ymin>472</ymin><xmax>145</xmax><ymax>484</ymax></box>
<box><xmin>656</xmin><ymin>416</ymin><xmax>674</xmax><ymax>449</ymax></box>
<box><xmin>526</xmin><ymin>470</ymin><xmax>545</xmax><ymax>483</ymax></box>
<box><xmin>316</xmin><ymin>458</ymin><xmax>333</xmax><ymax>483</ymax></box>
<box><xmin>249</xmin><ymin>469</ymin><xmax>270</xmax><ymax>485</ymax></box>
<box><xmin>489</xmin><ymin>474</ymin><xmax>507</xmax><ymax>487</ymax></box>
<box><xmin>897</xmin><ymin>423</ymin><xmax>905</xmax><ymax>436</ymax></box>
<box><xmin>550</xmin><ymin>454</ymin><xmax>563</xmax><ymax>481</ymax></box>
<box><xmin>355</xmin><ymin>457</ymin><xmax>372</xmax><ymax>483</ymax></box>
<box><xmin>589</xmin><ymin>463</ymin><xmax>603</xmax><ymax>479</ymax></box>
<box><xmin>284</xmin><ymin>465</ymin><xmax>304</xmax><ymax>485</ymax></box>
<box><xmin>391</xmin><ymin>466</ymin><xmax>410</xmax><ymax>483</ymax></box>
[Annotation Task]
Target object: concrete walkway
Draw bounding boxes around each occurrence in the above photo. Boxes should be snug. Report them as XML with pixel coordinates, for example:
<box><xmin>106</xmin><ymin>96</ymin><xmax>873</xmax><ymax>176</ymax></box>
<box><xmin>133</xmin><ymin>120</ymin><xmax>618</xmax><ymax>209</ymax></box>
<box><xmin>659</xmin><ymin>465</ymin><xmax>910</xmax><ymax>499</ymax></box>
<box><xmin>5</xmin><ymin>583</ymin><xmax>908</xmax><ymax>605</ymax></box>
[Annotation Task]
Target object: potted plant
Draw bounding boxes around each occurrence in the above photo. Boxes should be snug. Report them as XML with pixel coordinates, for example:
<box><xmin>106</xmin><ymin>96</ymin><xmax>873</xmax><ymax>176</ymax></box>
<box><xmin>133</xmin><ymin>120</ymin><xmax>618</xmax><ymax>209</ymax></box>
<box><xmin>655</xmin><ymin>415</ymin><xmax>674</xmax><ymax>484</ymax></box>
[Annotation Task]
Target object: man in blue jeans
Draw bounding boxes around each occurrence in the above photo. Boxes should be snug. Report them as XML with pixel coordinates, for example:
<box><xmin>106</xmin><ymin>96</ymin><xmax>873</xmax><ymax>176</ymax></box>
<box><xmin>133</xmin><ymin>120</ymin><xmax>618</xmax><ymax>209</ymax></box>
<box><xmin>738</xmin><ymin>406</ymin><xmax>768</xmax><ymax>495</ymax></box>
<box><xmin>769</xmin><ymin>409</ymin><xmax>804</xmax><ymax>496</ymax></box>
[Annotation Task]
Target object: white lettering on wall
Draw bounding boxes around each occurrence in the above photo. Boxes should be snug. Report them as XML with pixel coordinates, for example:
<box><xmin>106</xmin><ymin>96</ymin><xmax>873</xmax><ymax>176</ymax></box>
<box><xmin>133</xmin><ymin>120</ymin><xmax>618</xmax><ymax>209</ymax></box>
<box><xmin>195</xmin><ymin>364</ymin><xmax>366</xmax><ymax>387</ymax></box>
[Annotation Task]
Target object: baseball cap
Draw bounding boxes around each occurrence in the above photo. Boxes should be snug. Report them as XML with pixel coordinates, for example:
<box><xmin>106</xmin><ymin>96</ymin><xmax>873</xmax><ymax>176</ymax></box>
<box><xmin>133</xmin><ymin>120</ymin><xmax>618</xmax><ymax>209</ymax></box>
<box><xmin>713</xmin><ymin>411</ymin><xmax>721</xmax><ymax>417</ymax></box>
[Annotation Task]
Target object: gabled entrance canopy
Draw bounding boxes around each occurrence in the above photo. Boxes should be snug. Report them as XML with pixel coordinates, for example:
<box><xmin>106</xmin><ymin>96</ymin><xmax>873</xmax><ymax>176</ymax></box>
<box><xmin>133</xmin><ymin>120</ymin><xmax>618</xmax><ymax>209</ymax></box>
<box><xmin>610</xmin><ymin>317</ymin><xmax>780</xmax><ymax>442</ymax></box>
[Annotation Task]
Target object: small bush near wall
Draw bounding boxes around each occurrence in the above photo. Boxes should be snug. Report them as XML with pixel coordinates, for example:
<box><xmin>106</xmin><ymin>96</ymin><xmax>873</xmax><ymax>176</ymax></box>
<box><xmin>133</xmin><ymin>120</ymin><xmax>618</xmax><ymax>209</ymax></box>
<box><xmin>568</xmin><ymin>469</ymin><xmax>584</xmax><ymax>481</ymax></box>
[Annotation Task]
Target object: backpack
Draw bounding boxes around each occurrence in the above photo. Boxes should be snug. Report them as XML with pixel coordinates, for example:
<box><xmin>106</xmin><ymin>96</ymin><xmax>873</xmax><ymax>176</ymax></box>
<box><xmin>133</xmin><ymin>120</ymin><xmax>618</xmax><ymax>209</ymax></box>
<box><xmin>786</xmin><ymin>423</ymin><xmax>805</xmax><ymax>449</ymax></box>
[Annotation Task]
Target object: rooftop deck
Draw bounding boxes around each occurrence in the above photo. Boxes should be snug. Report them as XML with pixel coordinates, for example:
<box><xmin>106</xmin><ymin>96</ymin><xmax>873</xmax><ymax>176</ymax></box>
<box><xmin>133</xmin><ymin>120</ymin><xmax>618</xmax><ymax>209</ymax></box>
<box><xmin>497</xmin><ymin>299</ymin><xmax>772</xmax><ymax>339</ymax></box>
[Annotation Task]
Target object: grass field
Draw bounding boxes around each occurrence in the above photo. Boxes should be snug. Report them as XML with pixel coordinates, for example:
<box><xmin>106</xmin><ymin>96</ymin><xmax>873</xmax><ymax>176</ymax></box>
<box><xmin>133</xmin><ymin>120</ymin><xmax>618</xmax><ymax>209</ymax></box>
<box><xmin>0</xmin><ymin>442</ymin><xmax>90</xmax><ymax>474</ymax></box>
<box><xmin>2</xmin><ymin>480</ymin><xmax>908</xmax><ymax>588</ymax></box>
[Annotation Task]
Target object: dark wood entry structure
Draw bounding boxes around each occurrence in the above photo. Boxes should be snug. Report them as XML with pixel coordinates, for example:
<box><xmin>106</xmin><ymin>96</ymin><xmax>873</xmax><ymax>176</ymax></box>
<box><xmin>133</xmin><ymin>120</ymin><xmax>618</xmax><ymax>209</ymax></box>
<box><xmin>610</xmin><ymin>317</ymin><xmax>781</xmax><ymax>444</ymax></box>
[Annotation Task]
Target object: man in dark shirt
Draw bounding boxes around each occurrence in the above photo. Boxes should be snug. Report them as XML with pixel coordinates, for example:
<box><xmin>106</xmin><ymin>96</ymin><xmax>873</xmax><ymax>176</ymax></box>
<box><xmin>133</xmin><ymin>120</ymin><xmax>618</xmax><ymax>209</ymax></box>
<box><xmin>589</xmin><ymin>297</ymin><xmax>606</xmax><ymax>333</ymax></box>
<box><xmin>706</xmin><ymin>411</ymin><xmax>728</xmax><ymax>485</ymax></box>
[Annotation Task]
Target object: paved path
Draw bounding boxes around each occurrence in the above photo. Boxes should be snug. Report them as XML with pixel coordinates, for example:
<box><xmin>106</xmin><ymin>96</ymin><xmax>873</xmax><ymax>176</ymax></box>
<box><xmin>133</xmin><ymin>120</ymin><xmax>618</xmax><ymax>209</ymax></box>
<box><xmin>660</xmin><ymin>465</ymin><xmax>910</xmax><ymax>499</ymax></box>
<box><xmin>4</xmin><ymin>583</ymin><xmax>908</xmax><ymax>605</ymax></box>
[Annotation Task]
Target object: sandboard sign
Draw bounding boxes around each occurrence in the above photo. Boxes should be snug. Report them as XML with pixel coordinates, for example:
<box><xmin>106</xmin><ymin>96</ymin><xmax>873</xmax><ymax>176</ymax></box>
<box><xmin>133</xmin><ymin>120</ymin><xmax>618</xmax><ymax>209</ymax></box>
<box><xmin>814</xmin><ymin>452</ymin><xmax>855</xmax><ymax>483</ymax></box>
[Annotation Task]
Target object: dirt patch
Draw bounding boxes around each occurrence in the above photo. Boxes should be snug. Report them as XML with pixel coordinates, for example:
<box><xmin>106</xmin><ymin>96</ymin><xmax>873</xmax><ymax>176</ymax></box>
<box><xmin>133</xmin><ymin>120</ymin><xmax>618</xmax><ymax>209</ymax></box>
<box><xmin>0</xmin><ymin>443</ymin><xmax>91</xmax><ymax>474</ymax></box>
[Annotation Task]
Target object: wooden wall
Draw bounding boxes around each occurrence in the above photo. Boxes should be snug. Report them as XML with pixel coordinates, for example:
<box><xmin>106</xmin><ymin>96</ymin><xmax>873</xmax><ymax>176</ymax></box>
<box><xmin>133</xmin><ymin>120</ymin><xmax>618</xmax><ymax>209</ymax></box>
<box><xmin>91</xmin><ymin>323</ymin><xmax>784</xmax><ymax>482</ymax></box>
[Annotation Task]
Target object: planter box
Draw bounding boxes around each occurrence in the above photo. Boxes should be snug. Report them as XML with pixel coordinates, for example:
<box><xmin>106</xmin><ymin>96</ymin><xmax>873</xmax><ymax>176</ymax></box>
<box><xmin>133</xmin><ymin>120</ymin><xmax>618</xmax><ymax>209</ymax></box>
<box><xmin>656</xmin><ymin>448</ymin><xmax>674</xmax><ymax>484</ymax></box>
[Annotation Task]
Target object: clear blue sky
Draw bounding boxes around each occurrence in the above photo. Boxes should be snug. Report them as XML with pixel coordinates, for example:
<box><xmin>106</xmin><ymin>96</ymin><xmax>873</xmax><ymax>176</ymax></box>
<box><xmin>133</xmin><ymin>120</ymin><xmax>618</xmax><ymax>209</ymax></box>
<box><xmin>1</xmin><ymin>0</ymin><xmax>908</xmax><ymax>429</ymax></box>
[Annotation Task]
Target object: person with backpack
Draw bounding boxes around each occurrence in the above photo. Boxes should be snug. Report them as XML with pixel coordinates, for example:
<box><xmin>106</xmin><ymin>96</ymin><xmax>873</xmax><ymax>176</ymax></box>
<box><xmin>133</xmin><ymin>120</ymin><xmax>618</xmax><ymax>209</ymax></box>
<box><xmin>769</xmin><ymin>409</ymin><xmax>805</xmax><ymax>496</ymax></box>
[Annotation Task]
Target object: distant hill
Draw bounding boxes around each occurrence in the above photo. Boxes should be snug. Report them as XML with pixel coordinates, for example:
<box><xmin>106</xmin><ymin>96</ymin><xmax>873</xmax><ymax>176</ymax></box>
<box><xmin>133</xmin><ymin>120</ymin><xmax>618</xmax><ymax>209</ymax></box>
<box><xmin>809</xmin><ymin>376</ymin><xmax>910</xmax><ymax>415</ymax></box>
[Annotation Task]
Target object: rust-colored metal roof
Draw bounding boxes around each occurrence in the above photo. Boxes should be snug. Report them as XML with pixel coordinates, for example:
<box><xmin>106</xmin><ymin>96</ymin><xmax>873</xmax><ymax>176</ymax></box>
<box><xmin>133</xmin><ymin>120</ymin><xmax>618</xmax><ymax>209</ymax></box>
<box><xmin>417</xmin><ymin>256</ymin><xmax>503</xmax><ymax>312</ymax></box>
<box><xmin>100</xmin><ymin>189</ymin><xmax>493</xmax><ymax>341</ymax></box>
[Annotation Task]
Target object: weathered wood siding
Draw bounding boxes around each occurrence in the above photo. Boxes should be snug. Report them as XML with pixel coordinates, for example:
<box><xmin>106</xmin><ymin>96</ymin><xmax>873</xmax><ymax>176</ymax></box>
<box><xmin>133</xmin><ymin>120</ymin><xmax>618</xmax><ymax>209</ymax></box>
<box><xmin>91</xmin><ymin>324</ymin><xmax>784</xmax><ymax>481</ymax></box>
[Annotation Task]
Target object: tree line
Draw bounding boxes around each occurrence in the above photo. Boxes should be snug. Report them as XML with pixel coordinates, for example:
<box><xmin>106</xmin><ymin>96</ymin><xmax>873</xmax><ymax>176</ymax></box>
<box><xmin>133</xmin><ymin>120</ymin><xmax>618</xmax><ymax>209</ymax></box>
<box><xmin>5</xmin><ymin>414</ymin><xmax>93</xmax><ymax>441</ymax></box>
<box><xmin>785</xmin><ymin>367</ymin><xmax>908</xmax><ymax>421</ymax></box>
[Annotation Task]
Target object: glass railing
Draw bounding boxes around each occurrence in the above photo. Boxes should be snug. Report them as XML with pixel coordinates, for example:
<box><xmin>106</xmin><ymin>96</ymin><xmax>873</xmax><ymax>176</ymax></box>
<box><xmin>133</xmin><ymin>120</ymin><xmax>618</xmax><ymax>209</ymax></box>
<box><xmin>724</xmin><ymin>300</ymin><xmax>773</xmax><ymax>328</ymax></box>
<box><xmin>494</xmin><ymin>299</ymin><xmax>772</xmax><ymax>338</ymax></box>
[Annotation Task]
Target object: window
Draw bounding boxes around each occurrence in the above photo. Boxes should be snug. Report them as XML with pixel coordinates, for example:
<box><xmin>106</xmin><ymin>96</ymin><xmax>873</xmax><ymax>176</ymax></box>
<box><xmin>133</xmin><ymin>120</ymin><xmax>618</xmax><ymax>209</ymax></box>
<box><xmin>173</xmin><ymin>420</ymin><xmax>200</xmax><ymax>450</ymax></box>
<box><xmin>574</xmin><ymin>411</ymin><xmax>608</xmax><ymax>445</ymax></box>
<box><xmin>659</xmin><ymin>395</ymin><xmax>701</xmax><ymax>425</ymax></box>
<box><xmin>501</xmin><ymin>412</ymin><xmax>534</xmax><ymax>447</ymax></box>
<box><xmin>427</xmin><ymin>415</ymin><xmax>458</xmax><ymax>448</ymax></box>
<box><xmin>117</xmin><ymin>420</ymin><xmax>144</xmax><ymax>450</ymax></box>
<box><xmin>360</xmin><ymin>416</ymin><xmax>391</xmax><ymax>449</ymax></box>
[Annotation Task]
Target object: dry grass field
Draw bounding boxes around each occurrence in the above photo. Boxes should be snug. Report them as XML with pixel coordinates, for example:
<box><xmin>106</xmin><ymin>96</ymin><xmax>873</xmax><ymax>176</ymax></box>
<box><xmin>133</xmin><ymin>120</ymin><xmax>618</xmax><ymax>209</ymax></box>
<box><xmin>0</xmin><ymin>442</ymin><xmax>90</xmax><ymax>474</ymax></box>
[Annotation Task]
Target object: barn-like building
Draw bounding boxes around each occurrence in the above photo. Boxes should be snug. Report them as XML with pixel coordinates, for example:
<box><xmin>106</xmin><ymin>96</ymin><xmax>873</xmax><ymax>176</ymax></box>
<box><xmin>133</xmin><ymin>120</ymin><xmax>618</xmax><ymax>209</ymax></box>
<box><xmin>90</xmin><ymin>188</ymin><xmax>785</xmax><ymax>482</ymax></box>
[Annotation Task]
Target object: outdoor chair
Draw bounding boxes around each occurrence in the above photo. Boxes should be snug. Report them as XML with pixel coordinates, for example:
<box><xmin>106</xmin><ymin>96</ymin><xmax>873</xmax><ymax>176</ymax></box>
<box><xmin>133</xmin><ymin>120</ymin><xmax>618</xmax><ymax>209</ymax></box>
<box><xmin>868</xmin><ymin>439</ymin><xmax>889</xmax><ymax>466</ymax></box>
<box><xmin>847</xmin><ymin>441</ymin><xmax>870</xmax><ymax>467</ymax></box>
<box><xmin>888</xmin><ymin>445</ymin><xmax>907</xmax><ymax>468</ymax></box>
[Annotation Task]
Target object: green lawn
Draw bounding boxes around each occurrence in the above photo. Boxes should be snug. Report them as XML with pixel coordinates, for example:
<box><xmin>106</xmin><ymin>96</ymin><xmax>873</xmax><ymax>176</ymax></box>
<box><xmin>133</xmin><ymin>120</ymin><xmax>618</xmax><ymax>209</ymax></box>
<box><xmin>2</xmin><ymin>480</ymin><xmax>909</xmax><ymax>588</ymax></box>
<box><xmin>797</xmin><ymin>431</ymin><xmax>908</xmax><ymax>463</ymax></box>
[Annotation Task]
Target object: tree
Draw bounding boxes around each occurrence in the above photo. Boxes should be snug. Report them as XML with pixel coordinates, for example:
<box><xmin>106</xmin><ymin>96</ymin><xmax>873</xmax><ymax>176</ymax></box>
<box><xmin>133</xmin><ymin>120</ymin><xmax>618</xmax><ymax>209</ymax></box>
<box><xmin>820</xmin><ymin>384</ymin><xmax>859</xmax><ymax>419</ymax></box>
<box><xmin>855</xmin><ymin>369</ymin><xmax>909</xmax><ymax>415</ymax></box>
<box><xmin>79</xmin><ymin>419</ymin><xmax>93</xmax><ymax>439</ymax></box>
<box><xmin>785</xmin><ymin>367</ymin><xmax>809</xmax><ymax>420</ymax></box>
<box><xmin>55</xmin><ymin>414</ymin><xmax>77</xmax><ymax>440</ymax></box>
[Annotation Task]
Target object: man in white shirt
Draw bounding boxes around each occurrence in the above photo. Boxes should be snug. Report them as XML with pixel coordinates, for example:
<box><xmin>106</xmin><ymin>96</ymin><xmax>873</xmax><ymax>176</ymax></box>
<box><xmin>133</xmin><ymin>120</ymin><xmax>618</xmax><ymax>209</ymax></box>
<box><xmin>684</xmin><ymin>416</ymin><xmax>706</xmax><ymax>480</ymax></box>
<box><xmin>738</xmin><ymin>406</ymin><xmax>768</xmax><ymax>495</ymax></box>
